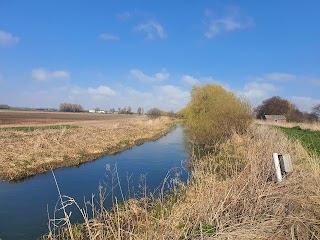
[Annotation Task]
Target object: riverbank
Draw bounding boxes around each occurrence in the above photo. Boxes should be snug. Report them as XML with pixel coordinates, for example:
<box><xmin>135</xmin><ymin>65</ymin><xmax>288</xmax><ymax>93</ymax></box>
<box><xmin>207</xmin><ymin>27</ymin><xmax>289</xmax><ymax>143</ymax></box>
<box><xmin>45</xmin><ymin>124</ymin><xmax>320</xmax><ymax>239</ymax></box>
<box><xmin>0</xmin><ymin>116</ymin><xmax>175</xmax><ymax>181</ymax></box>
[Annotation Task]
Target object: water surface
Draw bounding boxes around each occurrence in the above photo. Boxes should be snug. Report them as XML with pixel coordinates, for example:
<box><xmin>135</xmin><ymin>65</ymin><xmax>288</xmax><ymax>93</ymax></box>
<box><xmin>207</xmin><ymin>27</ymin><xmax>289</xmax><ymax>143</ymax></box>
<box><xmin>0</xmin><ymin>126</ymin><xmax>189</xmax><ymax>240</ymax></box>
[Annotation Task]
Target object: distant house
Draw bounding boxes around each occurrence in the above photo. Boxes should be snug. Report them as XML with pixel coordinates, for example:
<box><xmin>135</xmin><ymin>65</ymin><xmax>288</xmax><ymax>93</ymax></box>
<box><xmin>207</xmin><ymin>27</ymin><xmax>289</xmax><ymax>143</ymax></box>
<box><xmin>89</xmin><ymin>110</ymin><xmax>96</xmax><ymax>113</ymax></box>
<box><xmin>264</xmin><ymin>115</ymin><xmax>286</xmax><ymax>123</ymax></box>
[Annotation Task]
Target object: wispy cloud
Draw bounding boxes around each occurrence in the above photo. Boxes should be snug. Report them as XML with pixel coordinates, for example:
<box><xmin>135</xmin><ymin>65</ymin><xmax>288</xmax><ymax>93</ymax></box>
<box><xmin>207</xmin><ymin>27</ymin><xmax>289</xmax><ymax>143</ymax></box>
<box><xmin>181</xmin><ymin>75</ymin><xmax>201</xmax><ymax>85</ymax></box>
<box><xmin>129</xmin><ymin>68</ymin><xmax>170</xmax><ymax>82</ymax></box>
<box><xmin>99</xmin><ymin>33</ymin><xmax>120</xmax><ymax>41</ymax></box>
<box><xmin>253</xmin><ymin>72</ymin><xmax>320</xmax><ymax>86</ymax></box>
<box><xmin>157</xmin><ymin>85</ymin><xmax>190</xmax><ymax>107</ymax></box>
<box><xmin>291</xmin><ymin>96</ymin><xmax>320</xmax><ymax>112</ymax></box>
<box><xmin>88</xmin><ymin>85</ymin><xmax>116</xmax><ymax>96</ymax></box>
<box><xmin>204</xmin><ymin>8</ymin><xmax>254</xmax><ymax>39</ymax></box>
<box><xmin>0</xmin><ymin>30</ymin><xmax>20</xmax><ymax>47</ymax></box>
<box><xmin>122</xmin><ymin>85</ymin><xmax>189</xmax><ymax>111</ymax></box>
<box><xmin>116</xmin><ymin>11</ymin><xmax>131</xmax><ymax>21</ymax></box>
<box><xmin>241</xmin><ymin>82</ymin><xmax>278</xmax><ymax>101</ymax></box>
<box><xmin>181</xmin><ymin>74</ymin><xmax>228</xmax><ymax>89</ymax></box>
<box><xmin>133</xmin><ymin>21</ymin><xmax>166</xmax><ymax>40</ymax></box>
<box><xmin>253</xmin><ymin>73</ymin><xmax>297</xmax><ymax>82</ymax></box>
<box><xmin>32</xmin><ymin>68</ymin><xmax>70</xmax><ymax>82</ymax></box>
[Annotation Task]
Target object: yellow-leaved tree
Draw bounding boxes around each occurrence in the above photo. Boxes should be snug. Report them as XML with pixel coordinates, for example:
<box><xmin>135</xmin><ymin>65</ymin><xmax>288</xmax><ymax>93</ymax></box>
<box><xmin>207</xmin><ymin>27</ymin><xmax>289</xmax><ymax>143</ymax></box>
<box><xmin>184</xmin><ymin>84</ymin><xmax>252</xmax><ymax>146</ymax></box>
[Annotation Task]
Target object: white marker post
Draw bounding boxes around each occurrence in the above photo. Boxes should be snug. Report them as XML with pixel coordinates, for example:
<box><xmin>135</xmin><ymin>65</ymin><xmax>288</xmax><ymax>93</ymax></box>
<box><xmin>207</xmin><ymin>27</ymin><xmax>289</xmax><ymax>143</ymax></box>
<box><xmin>273</xmin><ymin>153</ymin><xmax>283</xmax><ymax>182</ymax></box>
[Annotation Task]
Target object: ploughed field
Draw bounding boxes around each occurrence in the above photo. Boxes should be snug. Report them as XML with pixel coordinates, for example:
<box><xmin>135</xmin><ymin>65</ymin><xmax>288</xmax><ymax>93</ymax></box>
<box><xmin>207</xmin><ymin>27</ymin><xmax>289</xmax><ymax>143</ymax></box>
<box><xmin>0</xmin><ymin>110</ymin><xmax>136</xmax><ymax>125</ymax></box>
<box><xmin>0</xmin><ymin>110</ymin><xmax>174</xmax><ymax>180</ymax></box>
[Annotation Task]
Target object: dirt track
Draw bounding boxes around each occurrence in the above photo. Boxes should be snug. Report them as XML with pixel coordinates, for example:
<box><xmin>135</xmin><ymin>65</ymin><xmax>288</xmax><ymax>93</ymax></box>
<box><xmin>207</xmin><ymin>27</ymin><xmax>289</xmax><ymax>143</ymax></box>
<box><xmin>0</xmin><ymin>110</ymin><xmax>135</xmax><ymax>125</ymax></box>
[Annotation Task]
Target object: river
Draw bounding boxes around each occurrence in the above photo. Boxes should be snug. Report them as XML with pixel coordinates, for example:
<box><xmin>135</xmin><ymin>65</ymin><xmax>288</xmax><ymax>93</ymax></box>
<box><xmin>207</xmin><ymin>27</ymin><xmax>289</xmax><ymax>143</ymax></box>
<box><xmin>0</xmin><ymin>126</ymin><xmax>190</xmax><ymax>240</ymax></box>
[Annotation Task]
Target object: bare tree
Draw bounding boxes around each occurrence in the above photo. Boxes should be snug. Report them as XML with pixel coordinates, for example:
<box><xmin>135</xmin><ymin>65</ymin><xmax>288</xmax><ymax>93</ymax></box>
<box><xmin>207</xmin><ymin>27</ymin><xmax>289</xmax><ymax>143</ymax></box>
<box><xmin>255</xmin><ymin>96</ymin><xmax>290</xmax><ymax>119</ymax></box>
<box><xmin>312</xmin><ymin>103</ymin><xmax>320</xmax><ymax>117</ymax></box>
<box><xmin>137</xmin><ymin>106</ymin><xmax>142</xmax><ymax>115</ymax></box>
<box><xmin>59</xmin><ymin>103</ymin><xmax>84</xmax><ymax>112</ymax></box>
<box><xmin>147</xmin><ymin>108</ymin><xmax>162</xmax><ymax>118</ymax></box>
<box><xmin>127</xmin><ymin>106</ymin><xmax>132</xmax><ymax>114</ymax></box>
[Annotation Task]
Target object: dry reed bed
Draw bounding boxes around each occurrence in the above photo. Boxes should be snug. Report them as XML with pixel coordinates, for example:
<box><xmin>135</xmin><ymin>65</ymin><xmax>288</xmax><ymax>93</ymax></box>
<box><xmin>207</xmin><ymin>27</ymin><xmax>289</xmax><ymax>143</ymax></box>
<box><xmin>0</xmin><ymin>116</ymin><xmax>174</xmax><ymax>181</ymax></box>
<box><xmin>47</xmin><ymin>124</ymin><xmax>320</xmax><ymax>239</ymax></box>
<box><xmin>256</xmin><ymin>119</ymin><xmax>320</xmax><ymax>131</ymax></box>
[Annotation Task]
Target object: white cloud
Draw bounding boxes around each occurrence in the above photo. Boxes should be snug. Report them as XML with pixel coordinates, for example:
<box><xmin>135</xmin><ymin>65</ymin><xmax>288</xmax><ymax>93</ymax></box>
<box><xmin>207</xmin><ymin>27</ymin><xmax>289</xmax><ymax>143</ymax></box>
<box><xmin>120</xmin><ymin>85</ymin><xmax>189</xmax><ymax>111</ymax></box>
<box><xmin>133</xmin><ymin>21</ymin><xmax>166</xmax><ymax>40</ymax></box>
<box><xmin>32</xmin><ymin>68</ymin><xmax>70</xmax><ymax>82</ymax></box>
<box><xmin>88</xmin><ymin>85</ymin><xmax>116</xmax><ymax>96</ymax></box>
<box><xmin>155</xmin><ymin>71</ymin><xmax>170</xmax><ymax>81</ymax></box>
<box><xmin>51</xmin><ymin>70</ymin><xmax>69</xmax><ymax>79</ymax></box>
<box><xmin>291</xmin><ymin>96</ymin><xmax>320</xmax><ymax>112</ymax></box>
<box><xmin>0</xmin><ymin>30</ymin><xmax>20</xmax><ymax>47</ymax></box>
<box><xmin>182</xmin><ymin>75</ymin><xmax>200</xmax><ymax>85</ymax></box>
<box><xmin>157</xmin><ymin>85</ymin><xmax>189</xmax><ymax>106</ymax></box>
<box><xmin>99</xmin><ymin>33</ymin><xmax>120</xmax><ymax>41</ymax></box>
<box><xmin>1</xmin><ymin>82</ymin><xmax>188</xmax><ymax>111</ymax></box>
<box><xmin>129</xmin><ymin>68</ymin><xmax>170</xmax><ymax>82</ymax></box>
<box><xmin>241</xmin><ymin>82</ymin><xmax>277</xmax><ymax>101</ymax></box>
<box><xmin>180</xmin><ymin>74</ymin><xmax>229</xmax><ymax>89</ymax></box>
<box><xmin>253</xmin><ymin>73</ymin><xmax>297</xmax><ymax>82</ymax></box>
<box><xmin>204</xmin><ymin>9</ymin><xmax>253</xmax><ymax>39</ymax></box>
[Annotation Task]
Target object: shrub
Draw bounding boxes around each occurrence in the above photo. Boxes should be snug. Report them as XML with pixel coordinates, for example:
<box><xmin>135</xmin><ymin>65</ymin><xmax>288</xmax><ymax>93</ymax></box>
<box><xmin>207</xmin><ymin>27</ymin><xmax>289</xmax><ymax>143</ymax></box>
<box><xmin>147</xmin><ymin>108</ymin><xmax>161</xmax><ymax>118</ymax></box>
<box><xmin>184</xmin><ymin>84</ymin><xmax>252</xmax><ymax>146</ymax></box>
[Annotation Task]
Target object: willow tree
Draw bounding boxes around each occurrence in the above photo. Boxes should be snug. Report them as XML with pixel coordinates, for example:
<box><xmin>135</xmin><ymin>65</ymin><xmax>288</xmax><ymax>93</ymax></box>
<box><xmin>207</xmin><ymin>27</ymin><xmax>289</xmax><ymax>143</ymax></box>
<box><xmin>184</xmin><ymin>84</ymin><xmax>252</xmax><ymax>146</ymax></box>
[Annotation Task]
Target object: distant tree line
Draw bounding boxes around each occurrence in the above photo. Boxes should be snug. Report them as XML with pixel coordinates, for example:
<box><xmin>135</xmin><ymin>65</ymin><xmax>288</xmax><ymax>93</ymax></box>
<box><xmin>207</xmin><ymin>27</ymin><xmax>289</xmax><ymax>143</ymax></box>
<box><xmin>0</xmin><ymin>104</ymin><xmax>10</xmax><ymax>109</ymax></box>
<box><xmin>59</xmin><ymin>103</ymin><xmax>84</xmax><ymax>112</ymax></box>
<box><xmin>117</xmin><ymin>106</ymin><xmax>133</xmax><ymax>114</ymax></box>
<box><xmin>146</xmin><ymin>108</ymin><xmax>176</xmax><ymax>118</ymax></box>
<box><xmin>255</xmin><ymin>96</ymin><xmax>319</xmax><ymax>122</ymax></box>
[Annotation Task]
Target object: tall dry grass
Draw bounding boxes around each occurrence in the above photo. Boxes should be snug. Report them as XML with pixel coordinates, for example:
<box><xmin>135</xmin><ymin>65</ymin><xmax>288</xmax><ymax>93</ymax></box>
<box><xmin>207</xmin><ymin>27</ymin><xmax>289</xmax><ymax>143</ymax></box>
<box><xmin>256</xmin><ymin>119</ymin><xmax>320</xmax><ymax>131</ymax></box>
<box><xmin>44</xmin><ymin>124</ymin><xmax>320</xmax><ymax>239</ymax></box>
<box><xmin>0</xmin><ymin>116</ymin><xmax>174</xmax><ymax>180</ymax></box>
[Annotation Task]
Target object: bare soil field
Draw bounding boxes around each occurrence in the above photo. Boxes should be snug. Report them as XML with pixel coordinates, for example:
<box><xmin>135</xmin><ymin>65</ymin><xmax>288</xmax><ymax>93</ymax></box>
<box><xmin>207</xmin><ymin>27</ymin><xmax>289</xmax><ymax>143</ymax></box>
<box><xmin>0</xmin><ymin>110</ymin><xmax>135</xmax><ymax>125</ymax></box>
<box><xmin>0</xmin><ymin>111</ymin><xmax>175</xmax><ymax>180</ymax></box>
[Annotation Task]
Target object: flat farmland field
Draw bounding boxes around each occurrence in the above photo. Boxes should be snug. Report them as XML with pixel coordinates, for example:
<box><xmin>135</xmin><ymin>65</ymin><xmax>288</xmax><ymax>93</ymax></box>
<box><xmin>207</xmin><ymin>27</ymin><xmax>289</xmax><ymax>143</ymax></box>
<box><xmin>0</xmin><ymin>110</ymin><xmax>175</xmax><ymax>180</ymax></box>
<box><xmin>0</xmin><ymin>110</ymin><xmax>135</xmax><ymax>125</ymax></box>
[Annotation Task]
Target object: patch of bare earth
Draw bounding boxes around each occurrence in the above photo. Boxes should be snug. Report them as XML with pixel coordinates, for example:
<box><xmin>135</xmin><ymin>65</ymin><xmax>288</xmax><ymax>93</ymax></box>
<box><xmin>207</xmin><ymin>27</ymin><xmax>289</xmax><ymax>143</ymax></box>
<box><xmin>0</xmin><ymin>115</ymin><xmax>174</xmax><ymax>180</ymax></box>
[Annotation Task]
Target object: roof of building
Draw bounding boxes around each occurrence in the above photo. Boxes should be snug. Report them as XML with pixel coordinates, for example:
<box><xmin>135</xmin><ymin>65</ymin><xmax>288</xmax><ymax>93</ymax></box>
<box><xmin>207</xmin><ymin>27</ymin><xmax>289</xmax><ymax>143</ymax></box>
<box><xmin>264</xmin><ymin>115</ymin><xmax>286</xmax><ymax>120</ymax></box>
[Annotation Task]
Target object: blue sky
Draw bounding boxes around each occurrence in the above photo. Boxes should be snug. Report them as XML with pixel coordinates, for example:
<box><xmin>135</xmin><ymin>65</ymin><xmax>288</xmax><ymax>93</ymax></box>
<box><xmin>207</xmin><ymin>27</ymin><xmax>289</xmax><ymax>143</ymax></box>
<box><xmin>0</xmin><ymin>0</ymin><xmax>319</xmax><ymax>112</ymax></box>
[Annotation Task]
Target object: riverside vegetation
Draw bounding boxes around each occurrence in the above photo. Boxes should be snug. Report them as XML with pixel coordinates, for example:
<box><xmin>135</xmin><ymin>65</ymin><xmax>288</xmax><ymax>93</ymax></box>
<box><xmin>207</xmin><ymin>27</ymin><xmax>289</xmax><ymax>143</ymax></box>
<box><xmin>0</xmin><ymin>115</ymin><xmax>174</xmax><ymax>180</ymax></box>
<box><xmin>42</xmin><ymin>84</ymin><xmax>320</xmax><ymax>239</ymax></box>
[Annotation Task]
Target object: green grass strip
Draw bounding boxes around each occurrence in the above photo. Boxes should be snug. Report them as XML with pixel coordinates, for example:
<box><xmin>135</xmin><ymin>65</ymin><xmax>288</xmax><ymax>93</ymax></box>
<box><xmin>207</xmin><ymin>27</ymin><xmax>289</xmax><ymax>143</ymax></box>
<box><xmin>0</xmin><ymin>125</ymin><xmax>79</xmax><ymax>132</ymax></box>
<box><xmin>278</xmin><ymin>126</ymin><xmax>320</xmax><ymax>156</ymax></box>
